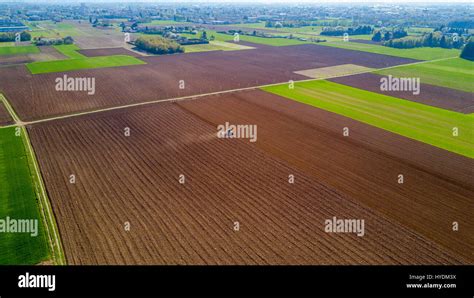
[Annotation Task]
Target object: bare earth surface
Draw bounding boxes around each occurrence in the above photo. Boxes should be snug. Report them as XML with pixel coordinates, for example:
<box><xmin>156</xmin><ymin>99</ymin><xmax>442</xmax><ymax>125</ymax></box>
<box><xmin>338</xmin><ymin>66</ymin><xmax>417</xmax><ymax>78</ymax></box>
<box><xmin>330</xmin><ymin>72</ymin><xmax>474</xmax><ymax>113</ymax></box>
<box><xmin>28</xmin><ymin>90</ymin><xmax>473</xmax><ymax>265</ymax></box>
<box><xmin>0</xmin><ymin>43</ymin><xmax>417</xmax><ymax>122</ymax></box>
<box><xmin>0</xmin><ymin>46</ymin><xmax>67</xmax><ymax>67</ymax></box>
<box><xmin>0</xmin><ymin>101</ymin><xmax>13</xmax><ymax>125</ymax></box>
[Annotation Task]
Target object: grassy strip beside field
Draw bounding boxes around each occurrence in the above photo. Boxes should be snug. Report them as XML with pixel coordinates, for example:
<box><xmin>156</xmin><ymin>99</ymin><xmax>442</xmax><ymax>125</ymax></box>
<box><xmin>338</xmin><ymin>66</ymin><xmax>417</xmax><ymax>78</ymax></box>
<box><xmin>262</xmin><ymin>80</ymin><xmax>473</xmax><ymax>158</ymax></box>
<box><xmin>318</xmin><ymin>41</ymin><xmax>460</xmax><ymax>60</ymax></box>
<box><xmin>27</xmin><ymin>21</ymin><xmax>84</xmax><ymax>38</ymax></box>
<box><xmin>376</xmin><ymin>58</ymin><xmax>474</xmax><ymax>93</ymax></box>
<box><xmin>0</xmin><ymin>45</ymin><xmax>40</xmax><ymax>56</ymax></box>
<box><xmin>53</xmin><ymin>44</ymin><xmax>86</xmax><ymax>59</ymax></box>
<box><xmin>0</xmin><ymin>126</ymin><xmax>50</xmax><ymax>264</ymax></box>
<box><xmin>141</xmin><ymin>20</ymin><xmax>190</xmax><ymax>26</ymax></box>
<box><xmin>0</xmin><ymin>42</ymin><xmax>14</xmax><ymax>47</ymax></box>
<box><xmin>26</xmin><ymin>55</ymin><xmax>145</xmax><ymax>74</ymax></box>
<box><xmin>1</xmin><ymin>94</ymin><xmax>66</xmax><ymax>264</ymax></box>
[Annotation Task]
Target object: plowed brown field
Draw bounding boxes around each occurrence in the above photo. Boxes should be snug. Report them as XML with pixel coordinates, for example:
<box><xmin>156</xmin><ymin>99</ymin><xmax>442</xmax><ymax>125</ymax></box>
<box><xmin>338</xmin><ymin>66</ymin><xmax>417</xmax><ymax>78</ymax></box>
<box><xmin>0</xmin><ymin>43</ymin><xmax>416</xmax><ymax>121</ymax></box>
<box><xmin>178</xmin><ymin>90</ymin><xmax>474</xmax><ymax>262</ymax></box>
<box><xmin>28</xmin><ymin>90</ymin><xmax>473</xmax><ymax>265</ymax></box>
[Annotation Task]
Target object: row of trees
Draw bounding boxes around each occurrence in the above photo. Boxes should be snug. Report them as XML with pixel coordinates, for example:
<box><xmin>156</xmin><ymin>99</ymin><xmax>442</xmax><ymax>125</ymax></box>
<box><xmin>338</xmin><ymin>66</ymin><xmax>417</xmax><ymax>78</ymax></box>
<box><xmin>383</xmin><ymin>32</ymin><xmax>467</xmax><ymax>49</ymax></box>
<box><xmin>0</xmin><ymin>31</ymin><xmax>31</xmax><ymax>42</ymax></box>
<box><xmin>134</xmin><ymin>35</ymin><xmax>184</xmax><ymax>55</ymax></box>
<box><xmin>372</xmin><ymin>29</ymin><xmax>408</xmax><ymax>42</ymax></box>
<box><xmin>320</xmin><ymin>25</ymin><xmax>373</xmax><ymax>36</ymax></box>
<box><xmin>35</xmin><ymin>36</ymin><xmax>74</xmax><ymax>46</ymax></box>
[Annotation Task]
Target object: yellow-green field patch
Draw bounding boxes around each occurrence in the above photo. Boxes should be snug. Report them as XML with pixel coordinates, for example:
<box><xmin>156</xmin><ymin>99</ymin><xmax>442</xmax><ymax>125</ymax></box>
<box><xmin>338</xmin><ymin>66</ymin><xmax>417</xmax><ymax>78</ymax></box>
<box><xmin>184</xmin><ymin>40</ymin><xmax>254</xmax><ymax>53</ymax></box>
<box><xmin>294</xmin><ymin>64</ymin><xmax>375</xmax><ymax>79</ymax></box>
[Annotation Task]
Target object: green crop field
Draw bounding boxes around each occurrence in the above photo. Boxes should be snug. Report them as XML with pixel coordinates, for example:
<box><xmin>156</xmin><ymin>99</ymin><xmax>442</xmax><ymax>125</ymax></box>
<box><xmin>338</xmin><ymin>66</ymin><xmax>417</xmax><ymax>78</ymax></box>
<box><xmin>277</xmin><ymin>26</ymin><xmax>323</xmax><ymax>35</ymax></box>
<box><xmin>0</xmin><ymin>46</ymin><xmax>40</xmax><ymax>56</ymax></box>
<box><xmin>347</xmin><ymin>34</ymin><xmax>373</xmax><ymax>40</ymax></box>
<box><xmin>318</xmin><ymin>41</ymin><xmax>460</xmax><ymax>60</ymax></box>
<box><xmin>27</xmin><ymin>21</ymin><xmax>84</xmax><ymax>38</ymax></box>
<box><xmin>26</xmin><ymin>55</ymin><xmax>145</xmax><ymax>74</ymax></box>
<box><xmin>230</xmin><ymin>23</ymin><xmax>323</xmax><ymax>34</ymax></box>
<box><xmin>229</xmin><ymin>22</ymin><xmax>266</xmax><ymax>29</ymax></box>
<box><xmin>376</xmin><ymin>58</ymin><xmax>474</xmax><ymax>93</ymax></box>
<box><xmin>262</xmin><ymin>80</ymin><xmax>474</xmax><ymax>158</ymax></box>
<box><xmin>200</xmin><ymin>30</ymin><xmax>310</xmax><ymax>46</ymax></box>
<box><xmin>53</xmin><ymin>44</ymin><xmax>86</xmax><ymax>59</ymax></box>
<box><xmin>0</xmin><ymin>127</ymin><xmax>50</xmax><ymax>264</ymax></box>
<box><xmin>0</xmin><ymin>42</ymin><xmax>14</xmax><ymax>47</ymax></box>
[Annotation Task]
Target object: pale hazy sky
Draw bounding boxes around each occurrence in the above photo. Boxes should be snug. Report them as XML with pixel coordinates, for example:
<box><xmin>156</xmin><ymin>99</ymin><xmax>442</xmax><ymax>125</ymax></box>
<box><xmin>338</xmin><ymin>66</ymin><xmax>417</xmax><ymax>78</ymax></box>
<box><xmin>0</xmin><ymin>0</ymin><xmax>471</xmax><ymax>3</ymax></box>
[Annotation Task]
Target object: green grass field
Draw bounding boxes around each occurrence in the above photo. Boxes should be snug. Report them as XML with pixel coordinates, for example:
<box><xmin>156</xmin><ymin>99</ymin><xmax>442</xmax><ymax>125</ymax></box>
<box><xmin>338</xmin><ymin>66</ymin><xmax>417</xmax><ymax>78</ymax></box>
<box><xmin>407</xmin><ymin>27</ymin><xmax>434</xmax><ymax>35</ymax></box>
<box><xmin>27</xmin><ymin>21</ymin><xmax>84</xmax><ymax>38</ymax></box>
<box><xmin>0</xmin><ymin>42</ymin><xmax>14</xmax><ymax>47</ymax></box>
<box><xmin>53</xmin><ymin>44</ymin><xmax>86</xmax><ymax>59</ymax></box>
<box><xmin>229</xmin><ymin>22</ymin><xmax>266</xmax><ymax>29</ymax></box>
<box><xmin>0</xmin><ymin>46</ymin><xmax>40</xmax><ymax>56</ymax></box>
<box><xmin>141</xmin><ymin>20</ymin><xmax>190</xmax><ymax>26</ymax></box>
<box><xmin>376</xmin><ymin>58</ymin><xmax>474</xmax><ymax>93</ymax></box>
<box><xmin>26</xmin><ymin>55</ymin><xmax>145</xmax><ymax>74</ymax></box>
<box><xmin>318</xmin><ymin>41</ymin><xmax>461</xmax><ymax>60</ymax></box>
<box><xmin>0</xmin><ymin>127</ymin><xmax>50</xmax><ymax>264</ymax></box>
<box><xmin>262</xmin><ymin>80</ymin><xmax>473</xmax><ymax>158</ymax></box>
<box><xmin>230</xmin><ymin>23</ymin><xmax>323</xmax><ymax>34</ymax></box>
<box><xmin>202</xmin><ymin>30</ymin><xmax>310</xmax><ymax>46</ymax></box>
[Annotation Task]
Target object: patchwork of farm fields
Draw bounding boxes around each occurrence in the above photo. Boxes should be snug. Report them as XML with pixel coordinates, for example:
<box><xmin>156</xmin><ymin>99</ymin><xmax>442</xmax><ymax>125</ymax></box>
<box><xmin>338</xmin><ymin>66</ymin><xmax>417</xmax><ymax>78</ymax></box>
<box><xmin>262</xmin><ymin>80</ymin><xmax>474</xmax><ymax>158</ymax></box>
<box><xmin>27</xmin><ymin>93</ymin><xmax>473</xmax><ymax>264</ymax></box>
<box><xmin>329</xmin><ymin>73</ymin><xmax>474</xmax><ymax>113</ymax></box>
<box><xmin>0</xmin><ymin>43</ymin><xmax>415</xmax><ymax>121</ymax></box>
<box><xmin>1</xmin><ymin>21</ymin><xmax>473</xmax><ymax>267</ymax></box>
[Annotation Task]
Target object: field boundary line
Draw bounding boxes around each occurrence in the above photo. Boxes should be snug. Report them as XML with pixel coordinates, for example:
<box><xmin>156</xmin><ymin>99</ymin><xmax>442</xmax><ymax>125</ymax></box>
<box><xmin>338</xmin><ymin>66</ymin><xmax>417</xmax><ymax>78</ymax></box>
<box><xmin>1</xmin><ymin>93</ymin><xmax>66</xmax><ymax>264</ymax></box>
<box><xmin>15</xmin><ymin>56</ymin><xmax>458</xmax><ymax>127</ymax></box>
<box><xmin>21</xmin><ymin>126</ymin><xmax>67</xmax><ymax>265</ymax></box>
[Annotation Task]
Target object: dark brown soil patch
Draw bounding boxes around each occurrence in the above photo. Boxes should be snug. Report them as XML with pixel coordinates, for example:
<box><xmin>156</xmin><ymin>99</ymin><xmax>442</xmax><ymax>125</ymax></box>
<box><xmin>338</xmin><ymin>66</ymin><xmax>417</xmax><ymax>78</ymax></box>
<box><xmin>28</xmin><ymin>92</ymin><xmax>471</xmax><ymax>264</ymax></box>
<box><xmin>0</xmin><ymin>44</ymin><xmax>417</xmax><ymax>122</ymax></box>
